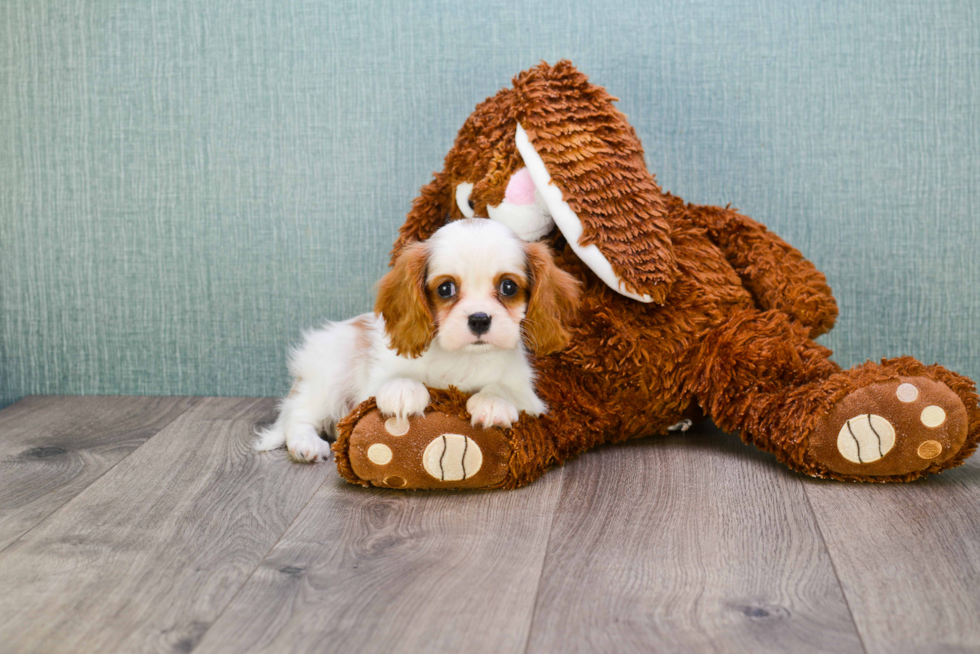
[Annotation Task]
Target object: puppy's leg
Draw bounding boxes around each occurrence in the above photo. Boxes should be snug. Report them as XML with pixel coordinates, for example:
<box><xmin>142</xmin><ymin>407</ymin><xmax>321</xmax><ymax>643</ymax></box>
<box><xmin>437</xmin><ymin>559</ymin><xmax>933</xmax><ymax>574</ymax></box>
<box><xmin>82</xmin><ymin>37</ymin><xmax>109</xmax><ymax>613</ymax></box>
<box><xmin>254</xmin><ymin>395</ymin><xmax>290</xmax><ymax>452</ymax></box>
<box><xmin>253</xmin><ymin>374</ymin><xmax>341</xmax><ymax>462</ymax></box>
<box><xmin>466</xmin><ymin>384</ymin><xmax>522</xmax><ymax>429</ymax></box>
<box><xmin>287</xmin><ymin>425</ymin><xmax>332</xmax><ymax>463</ymax></box>
<box><xmin>505</xmin><ymin>373</ymin><xmax>548</xmax><ymax>418</ymax></box>
<box><xmin>280</xmin><ymin>379</ymin><xmax>337</xmax><ymax>463</ymax></box>
<box><xmin>467</xmin><ymin>365</ymin><xmax>547</xmax><ymax>428</ymax></box>
<box><xmin>266</xmin><ymin>319</ymin><xmax>369</xmax><ymax>462</ymax></box>
<box><xmin>255</xmin><ymin>380</ymin><xmax>313</xmax><ymax>452</ymax></box>
<box><xmin>376</xmin><ymin>378</ymin><xmax>431</xmax><ymax>421</ymax></box>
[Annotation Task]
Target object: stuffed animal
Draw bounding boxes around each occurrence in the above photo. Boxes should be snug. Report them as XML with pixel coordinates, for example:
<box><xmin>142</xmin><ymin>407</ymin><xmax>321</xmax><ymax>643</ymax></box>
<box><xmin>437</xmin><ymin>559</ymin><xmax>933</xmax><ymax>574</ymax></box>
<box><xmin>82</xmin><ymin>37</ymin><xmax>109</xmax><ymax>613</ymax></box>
<box><xmin>331</xmin><ymin>60</ymin><xmax>979</xmax><ymax>490</ymax></box>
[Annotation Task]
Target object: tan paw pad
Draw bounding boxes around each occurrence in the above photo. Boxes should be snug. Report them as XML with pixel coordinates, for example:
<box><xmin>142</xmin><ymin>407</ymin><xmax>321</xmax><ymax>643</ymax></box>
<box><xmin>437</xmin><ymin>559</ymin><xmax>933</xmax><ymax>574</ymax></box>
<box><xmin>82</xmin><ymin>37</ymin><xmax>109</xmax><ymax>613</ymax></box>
<box><xmin>837</xmin><ymin>414</ymin><xmax>896</xmax><ymax>464</ymax></box>
<box><xmin>422</xmin><ymin>434</ymin><xmax>482</xmax><ymax>481</ymax></box>
<box><xmin>384</xmin><ymin>417</ymin><xmax>410</xmax><ymax>436</ymax></box>
<box><xmin>896</xmin><ymin>383</ymin><xmax>919</xmax><ymax>403</ymax></box>
<box><xmin>920</xmin><ymin>405</ymin><xmax>946</xmax><ymax>428</ymax></box>
<box><xmin>917</xmin><ymin>440</ymin><xmax>943</xmax><ymax>460</ymax></box>
<box><xmin>367</xmin><ymin>443</ymin><xmax>393</xmax><ymax>465</ymax></box>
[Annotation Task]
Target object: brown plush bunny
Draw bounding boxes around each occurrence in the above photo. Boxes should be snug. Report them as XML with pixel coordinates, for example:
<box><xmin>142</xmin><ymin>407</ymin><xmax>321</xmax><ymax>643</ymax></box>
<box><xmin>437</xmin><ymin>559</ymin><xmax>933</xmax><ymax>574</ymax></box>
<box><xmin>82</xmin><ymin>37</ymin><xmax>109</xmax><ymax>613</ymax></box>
<box><xmin>332</xmin><ymin>60</ymin><xmax>979</xmax><ymax>489</ymax></box>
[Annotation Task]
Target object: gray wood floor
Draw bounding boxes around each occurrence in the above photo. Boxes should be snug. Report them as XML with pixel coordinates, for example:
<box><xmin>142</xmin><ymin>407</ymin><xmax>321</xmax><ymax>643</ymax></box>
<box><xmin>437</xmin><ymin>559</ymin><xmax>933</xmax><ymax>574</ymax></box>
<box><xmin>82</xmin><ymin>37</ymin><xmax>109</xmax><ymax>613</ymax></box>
<box><xmin>0</xmin><ymin>397</ymin><xmax>978</xmax><ymax>653</ymax></box>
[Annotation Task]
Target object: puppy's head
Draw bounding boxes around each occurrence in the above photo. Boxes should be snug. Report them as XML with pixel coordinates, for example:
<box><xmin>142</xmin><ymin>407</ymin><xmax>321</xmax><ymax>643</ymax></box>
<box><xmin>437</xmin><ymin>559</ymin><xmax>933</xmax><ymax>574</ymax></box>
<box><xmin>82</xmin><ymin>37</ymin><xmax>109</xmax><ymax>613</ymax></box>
<box><xmin>376</xmin><ymin>219</ymin><xmax>580</xmax><ymax>358</ymax></box>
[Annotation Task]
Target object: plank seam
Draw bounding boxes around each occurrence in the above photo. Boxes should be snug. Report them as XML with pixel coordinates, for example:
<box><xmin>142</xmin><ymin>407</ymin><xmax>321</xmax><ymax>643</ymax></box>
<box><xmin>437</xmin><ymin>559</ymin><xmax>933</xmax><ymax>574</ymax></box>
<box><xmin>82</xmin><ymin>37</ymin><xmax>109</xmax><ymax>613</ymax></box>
<box><xmin>521</xmin><ymin>466</ymin><xmax>567</xmax><ymax>654</ymax></box>
<box><xmin>800</xmin><ymin>478</ymin><xmax>869</xmax><ymax>654</ymax></box>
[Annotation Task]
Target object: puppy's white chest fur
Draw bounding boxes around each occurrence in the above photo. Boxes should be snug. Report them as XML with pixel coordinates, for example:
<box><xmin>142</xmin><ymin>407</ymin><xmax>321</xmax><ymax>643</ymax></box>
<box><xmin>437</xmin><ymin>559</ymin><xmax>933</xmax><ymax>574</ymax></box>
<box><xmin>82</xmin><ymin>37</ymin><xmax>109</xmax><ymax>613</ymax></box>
<box><xmin>368</xmin><ymin>321</ymin><xmax>535</xmax><ymax>396</ymax></box>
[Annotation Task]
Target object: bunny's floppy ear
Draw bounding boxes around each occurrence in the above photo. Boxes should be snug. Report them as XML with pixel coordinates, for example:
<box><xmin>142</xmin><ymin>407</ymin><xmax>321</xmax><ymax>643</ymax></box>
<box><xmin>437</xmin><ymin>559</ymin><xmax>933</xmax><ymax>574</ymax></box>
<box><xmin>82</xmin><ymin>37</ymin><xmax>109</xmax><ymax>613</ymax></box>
<box><xmin>513</xmin><ymin>61</ymin><xmax>678</xmax><ymax>304</ymax></box>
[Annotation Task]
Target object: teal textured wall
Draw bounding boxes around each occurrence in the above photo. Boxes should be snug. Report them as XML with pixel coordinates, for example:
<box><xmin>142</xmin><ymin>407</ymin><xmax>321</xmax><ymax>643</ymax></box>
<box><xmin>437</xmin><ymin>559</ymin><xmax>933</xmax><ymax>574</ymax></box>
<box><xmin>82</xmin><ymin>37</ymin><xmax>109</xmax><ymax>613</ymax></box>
<box><xmin>2</xmin><ymin>0</ymin><xmax>978</xmax><ymax>409</ymax></box>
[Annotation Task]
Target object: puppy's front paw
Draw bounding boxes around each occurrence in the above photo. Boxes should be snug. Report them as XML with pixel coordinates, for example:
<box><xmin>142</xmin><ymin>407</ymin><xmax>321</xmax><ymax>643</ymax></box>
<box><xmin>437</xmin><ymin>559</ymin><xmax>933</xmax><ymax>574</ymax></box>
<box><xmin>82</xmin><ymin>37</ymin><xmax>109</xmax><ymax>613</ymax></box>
<box><xmin>286</xmin><ymin>424</ymin><xmax>332</xmax><ymax>463</ymax></box>
<box><xmin>466</xmin><ymin>393</ymin><xmax>519</xmax><ymax>428</ymax></box>
<box><xmin>376</xmin><ymin>379</ymin><xmax>431</xmax><ymax>420</ymax></box>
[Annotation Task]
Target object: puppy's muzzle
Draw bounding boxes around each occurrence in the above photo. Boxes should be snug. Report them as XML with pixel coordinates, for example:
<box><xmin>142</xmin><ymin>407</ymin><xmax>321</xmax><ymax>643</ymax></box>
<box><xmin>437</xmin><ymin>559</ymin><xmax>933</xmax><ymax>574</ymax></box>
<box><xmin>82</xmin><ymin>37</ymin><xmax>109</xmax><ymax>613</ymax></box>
<box><xmin>468</xmin><ymin>313</ymin><xmax>491</xmax><ymax>336</ymax></box>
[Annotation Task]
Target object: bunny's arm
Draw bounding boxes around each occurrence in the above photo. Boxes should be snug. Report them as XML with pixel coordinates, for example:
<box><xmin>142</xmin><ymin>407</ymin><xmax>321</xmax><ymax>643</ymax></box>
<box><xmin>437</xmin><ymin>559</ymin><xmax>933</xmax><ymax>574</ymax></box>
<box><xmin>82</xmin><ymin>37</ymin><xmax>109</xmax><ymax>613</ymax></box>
<box><xmin>682</xmin><ymin>199</ymin><xmax>838</xmax><ymax>337</ymax></box>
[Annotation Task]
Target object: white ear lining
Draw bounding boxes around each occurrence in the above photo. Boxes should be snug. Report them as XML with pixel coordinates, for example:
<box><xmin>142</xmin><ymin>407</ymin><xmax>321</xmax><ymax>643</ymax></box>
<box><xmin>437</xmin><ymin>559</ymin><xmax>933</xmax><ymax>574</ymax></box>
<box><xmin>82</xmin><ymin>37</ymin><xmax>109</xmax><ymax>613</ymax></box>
<box><xmin>514</xmin><ymin>123</ymin><xmax>653</xmax><ymax>303</ymax></box>
<box><xmin>455</xmin><ymin>182</ymin><xmax>476</xmax><ymax>218</ymax></box>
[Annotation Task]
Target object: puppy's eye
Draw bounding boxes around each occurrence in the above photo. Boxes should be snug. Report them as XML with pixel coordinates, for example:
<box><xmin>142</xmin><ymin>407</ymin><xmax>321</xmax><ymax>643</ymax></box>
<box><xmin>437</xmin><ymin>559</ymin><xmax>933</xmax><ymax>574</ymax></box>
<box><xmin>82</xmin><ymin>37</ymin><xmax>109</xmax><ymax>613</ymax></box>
<box><xmin>437</xmin><ymin>281</ymin><xmax>456</xmax><ymax>298</ymax></box>
<box><xmin>499</xmin><ymin>279</ymin><xmax>518</xmax><ymax>297</ymax></box>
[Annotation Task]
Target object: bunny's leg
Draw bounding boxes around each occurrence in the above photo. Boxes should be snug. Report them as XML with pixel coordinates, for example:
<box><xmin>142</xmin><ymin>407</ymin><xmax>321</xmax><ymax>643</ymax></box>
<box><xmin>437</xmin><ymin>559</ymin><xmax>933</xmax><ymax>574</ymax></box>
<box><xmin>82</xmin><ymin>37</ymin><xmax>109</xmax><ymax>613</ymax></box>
<box><xmin>692</xmin><ymin>308</ymin><xmax>979</xmax><ymax>480</ymax></box>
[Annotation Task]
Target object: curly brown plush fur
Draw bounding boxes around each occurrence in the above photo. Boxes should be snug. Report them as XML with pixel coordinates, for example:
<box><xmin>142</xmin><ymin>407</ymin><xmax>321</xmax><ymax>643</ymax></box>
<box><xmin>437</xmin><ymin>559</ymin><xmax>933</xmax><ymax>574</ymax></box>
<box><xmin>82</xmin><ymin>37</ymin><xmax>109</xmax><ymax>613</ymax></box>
<box><xmin>334</xmin><ymin>61</ymin><xmax>979</xmax><ymax>488</ymax></box>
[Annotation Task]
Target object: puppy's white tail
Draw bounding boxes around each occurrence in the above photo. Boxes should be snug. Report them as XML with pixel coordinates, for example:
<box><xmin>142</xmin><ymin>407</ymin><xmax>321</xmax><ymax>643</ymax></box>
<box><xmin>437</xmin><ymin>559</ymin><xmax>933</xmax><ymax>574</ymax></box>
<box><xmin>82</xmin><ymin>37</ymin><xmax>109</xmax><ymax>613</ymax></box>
<box><xmin>253</xmin><ymin>421</ymin><xmax>286</xmax><ymax>451</ymax></box>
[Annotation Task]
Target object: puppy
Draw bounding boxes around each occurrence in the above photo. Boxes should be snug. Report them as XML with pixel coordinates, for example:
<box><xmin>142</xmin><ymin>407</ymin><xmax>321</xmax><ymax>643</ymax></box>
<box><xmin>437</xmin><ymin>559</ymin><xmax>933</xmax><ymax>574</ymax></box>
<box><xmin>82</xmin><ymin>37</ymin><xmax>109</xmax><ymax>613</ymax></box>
<box><xmin>255</xmin><ymin>219</ymin><xmax>580</xmax><ymax>462</ymax></box>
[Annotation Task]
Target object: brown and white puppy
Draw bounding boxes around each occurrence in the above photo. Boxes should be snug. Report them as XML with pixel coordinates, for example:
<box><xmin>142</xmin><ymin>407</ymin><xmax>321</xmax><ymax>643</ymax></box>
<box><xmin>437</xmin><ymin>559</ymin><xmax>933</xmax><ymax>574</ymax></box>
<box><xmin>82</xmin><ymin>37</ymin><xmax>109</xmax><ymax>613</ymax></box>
<box><xmin>256</xmin><ymin>219</ymin><xmax>580</xmax><ymax>462</ymax></box>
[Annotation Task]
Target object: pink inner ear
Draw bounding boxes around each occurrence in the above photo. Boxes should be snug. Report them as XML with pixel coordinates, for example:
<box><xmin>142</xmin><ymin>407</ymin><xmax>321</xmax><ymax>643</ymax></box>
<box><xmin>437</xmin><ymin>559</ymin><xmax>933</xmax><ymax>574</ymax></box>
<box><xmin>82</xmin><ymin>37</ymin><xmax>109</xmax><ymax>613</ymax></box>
<box><xmin>504</xmin><ymin>168</ymin><xmax>537</xmax><ymax>206</ymax></box>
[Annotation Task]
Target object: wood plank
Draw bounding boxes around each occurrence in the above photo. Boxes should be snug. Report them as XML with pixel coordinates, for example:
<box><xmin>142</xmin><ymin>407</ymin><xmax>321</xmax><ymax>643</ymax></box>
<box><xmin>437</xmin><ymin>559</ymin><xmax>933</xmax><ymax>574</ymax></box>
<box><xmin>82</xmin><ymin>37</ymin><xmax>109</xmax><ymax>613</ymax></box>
<box><xmin>0</xmin><ymin>397</ymin><xmax>334</xmax><ymax>653</ymax></box>
<box><xmin>804</xmin><ymin>456</ymin><xmax>980</xmax><ymax>653</ymax></box>
<box><xmin>194</xmin><ymin>468</ymin><xmax>566</xmax><ymax>653</ymax></box>
<box><xmin>526</xmin><ymin>424</ymin><xmax>864</xmax><ymax>654</ymax></box>
<box><xmin>0</xmin><ymin>395</ymin><xmax>199</xmax><ymax>551</ymax></box>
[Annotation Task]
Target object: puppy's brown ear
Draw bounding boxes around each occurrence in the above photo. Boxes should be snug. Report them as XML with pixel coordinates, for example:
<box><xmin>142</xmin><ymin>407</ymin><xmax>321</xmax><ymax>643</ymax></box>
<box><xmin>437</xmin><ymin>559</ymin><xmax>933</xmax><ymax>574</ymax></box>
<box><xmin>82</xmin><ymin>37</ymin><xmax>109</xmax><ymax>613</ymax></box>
<box><xmin>390</xmin><ymin>172</ymin><xmax>453</xmax><ymax>265</ymax></box>
<box><xmin>524</xmin><ymin>242</ymin><xmax>582</xmax><ymax>356</ymax></box>
<box><xmin>513</xmin><ymin>60</ymin><xmax>678</xmax><ymax>304</ymax></box>
<box><xmin>375</xmin><ymin>242</ymin><xmax>434</xmax><ymax>358</ymax></box>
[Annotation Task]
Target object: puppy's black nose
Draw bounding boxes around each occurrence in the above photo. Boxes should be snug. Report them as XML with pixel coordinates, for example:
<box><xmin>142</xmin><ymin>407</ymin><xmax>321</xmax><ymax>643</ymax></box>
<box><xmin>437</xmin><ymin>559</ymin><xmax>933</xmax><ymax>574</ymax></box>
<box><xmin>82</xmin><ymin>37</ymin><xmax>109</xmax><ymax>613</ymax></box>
<box><xmin>468</xmin><ymin>312</ymin><xmax>491</xmax><ymax>335</ymax></box>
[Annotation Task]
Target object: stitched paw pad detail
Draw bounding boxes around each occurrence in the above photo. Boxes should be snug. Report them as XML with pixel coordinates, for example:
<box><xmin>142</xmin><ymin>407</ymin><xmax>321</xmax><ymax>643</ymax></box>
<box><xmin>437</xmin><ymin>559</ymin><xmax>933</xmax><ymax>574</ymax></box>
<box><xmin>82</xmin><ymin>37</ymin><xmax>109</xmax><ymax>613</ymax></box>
<box><xmin>837</xmin><ymin>414</ymin><xmax>896</xmax><ymax>464</ymax></box>
<box><xmin>422</xmin><ymin>434</ymin><xmax>483</xmax><ymax>481</ymax></box>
